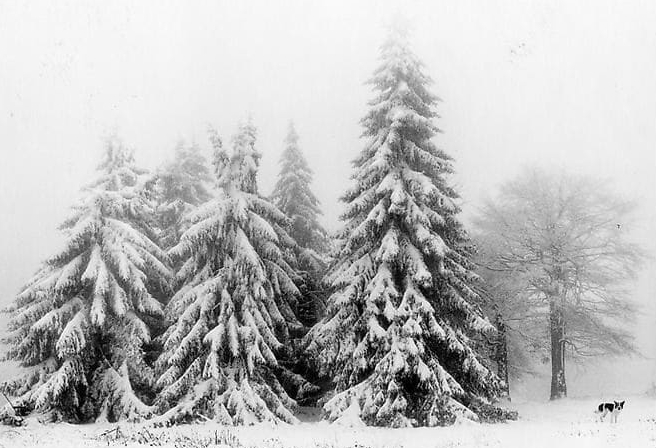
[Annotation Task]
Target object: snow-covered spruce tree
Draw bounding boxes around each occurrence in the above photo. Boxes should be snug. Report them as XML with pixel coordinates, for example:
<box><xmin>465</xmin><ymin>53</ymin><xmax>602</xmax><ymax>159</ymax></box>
<box><xmin>304</xmin><ymin>30</ymin><xmax>504</xmax><ymax>427</ymax></box>
<box><xmin>1</xmin><ymin>136</ymin><xmax>172</xmax><ymax>422</ymax></box>
<box><xmin>156</xmin><ymin>121</ymin><xmax>309</xmax><ymax>425</ymax></box>
<box><xmin>271</xmin><ymin>123</ymin><xmax>329</xmax><ymax>325</ymax></box>
<box><xmin>154</xmin><ymin>141</ymin><xmax>213</xmax><ymax>251</ymax></box>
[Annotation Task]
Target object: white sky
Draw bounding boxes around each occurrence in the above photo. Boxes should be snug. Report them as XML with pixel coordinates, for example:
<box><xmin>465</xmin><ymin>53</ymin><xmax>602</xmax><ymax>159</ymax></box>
<box><xmin>1</xmin><ymin>0</ymin><xmax>655</xmax><ymax>393</ymax></box>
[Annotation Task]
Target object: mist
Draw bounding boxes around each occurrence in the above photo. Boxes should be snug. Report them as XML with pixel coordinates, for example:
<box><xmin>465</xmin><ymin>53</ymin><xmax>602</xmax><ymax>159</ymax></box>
<box><xmin>1</xmin><ymin>0</ymin><xmax>655</xmax><ymax>399</ymax></box>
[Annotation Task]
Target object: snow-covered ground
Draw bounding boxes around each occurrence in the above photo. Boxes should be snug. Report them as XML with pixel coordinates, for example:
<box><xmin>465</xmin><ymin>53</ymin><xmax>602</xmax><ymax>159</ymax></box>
<box><xmin>1</xmin><ymin>395</ymin><xmax>654</xmax><ymax>448</ymax></box>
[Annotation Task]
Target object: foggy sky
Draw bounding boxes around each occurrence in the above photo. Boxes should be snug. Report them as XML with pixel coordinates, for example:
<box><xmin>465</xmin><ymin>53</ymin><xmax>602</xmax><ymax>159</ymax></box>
<box><xmin>1</xmin><ymin>1</ymin><xmax>654</xmax><ymax>394</ymax></box>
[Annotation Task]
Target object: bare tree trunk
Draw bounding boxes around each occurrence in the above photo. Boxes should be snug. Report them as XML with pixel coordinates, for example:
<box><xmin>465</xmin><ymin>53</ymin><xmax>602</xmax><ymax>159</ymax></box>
<box><xmin>495</xmin><ymin>312</ymin><xmax>510</xmax><ymax>400</ymax></box>
<box><xmin>549</xmin><ymin>301</ymin><xmax>567</xmax><ymax>400</ymax></box>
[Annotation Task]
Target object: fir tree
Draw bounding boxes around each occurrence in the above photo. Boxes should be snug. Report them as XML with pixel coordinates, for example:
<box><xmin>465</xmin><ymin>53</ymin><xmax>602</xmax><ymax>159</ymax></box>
<box><xmin>153</xmin><ymin>141</ymin><xmax>213</xmax><ymax>251</ymax></box>
<box><xmin>1</xmin><ymin>136</ymin><xmax>172</xmax><ymax>422</ymax></box>
<box><xmin>271</xmin><ymin>123</ymin><xmax>329</xmax><ymax>325</ymax></box>
<box><xmin>155</xmin><ymin>121</ymin><xmax>307</xmax><ymax>425</ymax></box>
<box><xmin>304</xmin><ymin>30</ymin><xmax>503</xmax><ymax>427</ymax></box>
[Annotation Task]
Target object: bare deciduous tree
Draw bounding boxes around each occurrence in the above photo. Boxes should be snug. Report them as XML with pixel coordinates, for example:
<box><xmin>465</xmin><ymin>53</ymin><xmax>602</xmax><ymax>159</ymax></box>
<box><xmin>474</xmin><ymin>168</ymin><xmax>644</xmax><ymax>400</ymax></box>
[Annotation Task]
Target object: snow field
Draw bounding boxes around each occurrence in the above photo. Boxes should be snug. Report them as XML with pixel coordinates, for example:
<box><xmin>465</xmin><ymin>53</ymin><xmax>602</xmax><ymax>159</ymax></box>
<box><xmin>1</xmin><ymin>395</ymin><xmax>654</xmax><ymax>448</ymax></box>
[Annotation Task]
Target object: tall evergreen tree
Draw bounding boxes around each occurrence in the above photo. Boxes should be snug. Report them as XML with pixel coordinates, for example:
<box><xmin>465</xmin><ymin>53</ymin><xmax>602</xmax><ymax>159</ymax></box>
<box><xmin>154</xmin><ymin>141</ymin><xmax>213</xmax><ymax>251</ymax></box>
<box><xmin>155</xmin><ymin>121</ymin><xmax>306</xmax><ymax>425</ymax></box>
<box><xmin>272</xmin><ymin>123</ymin><xmax>328</xmax><ymax>325</ymax></box>
<box><xmin>1</xmin><ymin>136</ymin><xmax>172</xmax><ymax>422</ymax></box>
<box><xmin>304</xmin><ymin>30</ymin><xmax>503</xmax><ymax>427</ymax></box>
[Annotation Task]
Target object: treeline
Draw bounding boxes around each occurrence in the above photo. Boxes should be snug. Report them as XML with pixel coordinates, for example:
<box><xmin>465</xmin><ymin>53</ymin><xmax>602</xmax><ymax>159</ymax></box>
<box><xmin>1</xmin><ymin>28</ymin><xmax>642</xmax><ymax>427</ymax></box>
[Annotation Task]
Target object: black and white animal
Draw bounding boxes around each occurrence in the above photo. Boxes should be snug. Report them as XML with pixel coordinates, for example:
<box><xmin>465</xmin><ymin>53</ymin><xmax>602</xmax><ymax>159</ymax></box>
<box><xmin>595</xmin><ymin>400</ymin><xmax>625</xmax><ymax>423</ymax></box>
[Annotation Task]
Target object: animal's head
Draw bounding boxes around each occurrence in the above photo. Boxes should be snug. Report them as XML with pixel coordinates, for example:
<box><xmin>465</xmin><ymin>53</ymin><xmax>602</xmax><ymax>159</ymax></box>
<box><xmin>614</xmin><ymin>400</ymin><xmax>626</xmax><ymax>410</ymax></box>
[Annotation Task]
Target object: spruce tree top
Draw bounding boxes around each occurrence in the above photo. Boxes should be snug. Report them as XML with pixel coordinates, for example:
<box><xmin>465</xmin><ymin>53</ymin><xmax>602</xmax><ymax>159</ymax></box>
<box><xmin>154</xmin><ymin>141</ymin><xmax>213</xmax><ymax>250</ymax></box>
<box><xmin>272</xmin><ymin>122</ymin><xmax>327</xmax><ymax>254</ymax></box>
<box><xmin>158</xmin><ymin>141</ymin><xmax>212</xmax><ymax>209</ymax></box>
<box><xmin>216</xmin><ymin>120</ymin><xmax>260</xmax><ymax>195</ymax></box>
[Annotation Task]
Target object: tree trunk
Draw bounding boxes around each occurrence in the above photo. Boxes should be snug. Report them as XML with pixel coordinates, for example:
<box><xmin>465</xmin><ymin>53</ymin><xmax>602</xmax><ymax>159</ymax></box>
<box><xmin>494</xmin><ymin>312</ymin><xmax>510</xmax><ymax>400</ymax></box>
<box><xmin>549</xmin><ymin>302</ymin><xmax>567</xmax><ymax>400</ymax></box>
